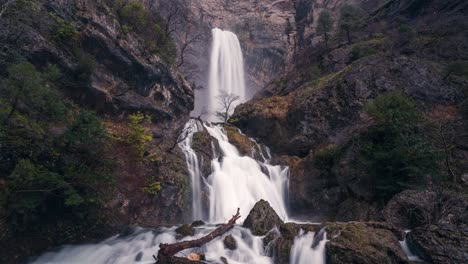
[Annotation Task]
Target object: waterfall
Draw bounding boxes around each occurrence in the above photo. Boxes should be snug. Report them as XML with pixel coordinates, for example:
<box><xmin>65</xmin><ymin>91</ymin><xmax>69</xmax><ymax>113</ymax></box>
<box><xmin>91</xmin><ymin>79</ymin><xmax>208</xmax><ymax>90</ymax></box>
<box><xmin>290</xmin><ymin>230</ymin><xmax>327</xmax><ymax>264</ymax></box>
<box><xmin>198</xmin><ymin>122</ymin><xmax>289</xmax><ymax>223</ymax></box>
<box><xmin>29</xmin><ymin>29</ymin><xmax>328</xmax><ymax>264</ymax></box>
<box><xmin>178</xmin><ymin>119</ymin><xmax>205</xmax><ymax>221</ymax></box>
<box><xmin>206</xmin><ymin>28</ymin><xmax>247</xmax><ymax>121</ymax></box>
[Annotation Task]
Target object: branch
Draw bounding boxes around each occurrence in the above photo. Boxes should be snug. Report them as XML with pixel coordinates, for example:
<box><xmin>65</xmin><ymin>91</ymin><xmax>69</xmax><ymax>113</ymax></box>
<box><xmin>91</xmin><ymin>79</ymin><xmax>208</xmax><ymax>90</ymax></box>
<box><xmin>157</xmin><ymin>208</ymin><xmax>241</xmax><ymax>259</ymax></box>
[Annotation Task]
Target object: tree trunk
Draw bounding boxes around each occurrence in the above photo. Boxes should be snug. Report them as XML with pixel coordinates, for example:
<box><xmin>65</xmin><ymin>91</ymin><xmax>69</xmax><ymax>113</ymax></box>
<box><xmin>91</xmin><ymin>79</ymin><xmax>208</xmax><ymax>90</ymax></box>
<box><xmin>157</xmin><ymin>208</ymin><xmax>241</xmax><ymax>259</ymax></box>
<box><xmin>347</xmin><ymin>29</ymin><xmax>352</xmax><ymax>44</ymax></box>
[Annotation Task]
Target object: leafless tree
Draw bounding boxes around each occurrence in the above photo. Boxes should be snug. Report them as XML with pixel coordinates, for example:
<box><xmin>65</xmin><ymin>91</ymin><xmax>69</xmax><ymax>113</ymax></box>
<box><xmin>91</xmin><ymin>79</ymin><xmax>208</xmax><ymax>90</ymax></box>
<box><xmin>166</xmin><ymin>124</ymin><xmax>193</xmax><ymax>153</ymax></box>
<box><xmin>177</xmin><ymin>27</ymin><xmax>205</xmax><ymax>68</ymax></box>
<box><xmin>0</xmin><ymin>0</ymin><xmax>16</xmax><ymax>19</ymax></box>
<box><xmin>215</xmin><ymin>92</ymin><xmax>240</xmax><ymax>123</ymax></box>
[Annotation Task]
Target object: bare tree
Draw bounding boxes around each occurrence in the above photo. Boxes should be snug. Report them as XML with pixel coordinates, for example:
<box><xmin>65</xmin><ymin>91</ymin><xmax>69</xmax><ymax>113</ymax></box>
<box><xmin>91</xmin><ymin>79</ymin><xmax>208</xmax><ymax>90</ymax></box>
<box><xmin>216</xmin><ymin>92</ymin><xmax>240</xmax><ymax>123</ymax></box>
<box><xmin>0</xmin><ymin>0</ymin><xmax>16</xmax><ymax>19</ymax></box>
<box><xmin>166</xmin><ymin>124</ymin><xmax>193</xmax><ymax>153</ymax></box>
<box><xmin>177</xmin><ymin>27</ymin><xmax>205</xmax><ymax>68</ymax></box>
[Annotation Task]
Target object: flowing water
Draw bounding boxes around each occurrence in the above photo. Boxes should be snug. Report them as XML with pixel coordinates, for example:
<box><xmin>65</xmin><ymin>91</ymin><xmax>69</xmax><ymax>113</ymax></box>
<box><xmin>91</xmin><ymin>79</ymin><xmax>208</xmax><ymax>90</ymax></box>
<box><xmin>30</xmin><ymin>28</ymin><xmax>328</xmax><ymax>264</ymax></box>
<box><xmin>206</xmin><ymin>28</ymin><xmax>247</xmax><ymax>121</ymax></box>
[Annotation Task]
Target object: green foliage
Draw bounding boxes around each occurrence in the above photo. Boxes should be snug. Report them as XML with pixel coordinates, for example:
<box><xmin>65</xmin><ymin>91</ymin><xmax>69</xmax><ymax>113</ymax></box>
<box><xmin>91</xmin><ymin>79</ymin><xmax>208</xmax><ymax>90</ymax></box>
<box><xmin>314</xmin><ymin>144</ymin><xmax>339</xmax><ymax>171</ymax></box>
<box><xmin>54</xmin><ymin>18</ymin><xmax>78</xmax><ymax>41</ymax></box>
<box><xmin>317</xmin><ymin>10</ymin><xmax>333</xmax><ymax>36</ymax></box>
<box><xmin>1</xmin><ymin>62</ymin><xmax>66</xmax><ymax>121</ymax></box>
<box><xmin>142</xmin><ymin>181</ymin><xmax>161</xmax><ymax>195</ymax></box>
<box><xmin>127</xmin><ymin>112</ymin><xmax>153</xmax><ymax>158</ymax></box>
<box><xmin>362</xmin><ymin>91</ymin><xmax>439</xmax><ymax>201</ymax></box>
<box><xmin>63</xmin><ymin>110</ymin><xmax>108</xmax><ymax>153</ymax></box>
<box><xmin>339</xmin><ymin>4</ymin><xmax>365</xmax><ymax>43</ymax></box>
<box><xmin>74</xmin><ymin>49</ymin><xmax>97</xmax><ymax>81</ymax></box>
<box><xmin>111</xmin><ymin>0</ymin><xmax>176</xmax><ymax>63</ymax></box>
<box><xmin>349</xmin><ymin>45</ymin><xmax>377</xmax><ymax>62</ymax></box>
<box><xmin>0</xmin><ymin>62</ymin><xmax>114</xmax><ymax>234</ymax></box>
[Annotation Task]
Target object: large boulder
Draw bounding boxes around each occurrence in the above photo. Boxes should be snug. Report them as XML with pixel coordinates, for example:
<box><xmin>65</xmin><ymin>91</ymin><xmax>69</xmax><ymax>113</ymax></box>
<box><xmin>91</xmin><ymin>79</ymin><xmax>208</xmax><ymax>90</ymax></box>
<box><xmin>408</xmin><ymin>224</ymin><xmax>468</xmax><ymax>264</ymax></box>
<box><xmin>383</xmin><ymin>190</ymin><xmax>468</xmax><ymax>229</ymax></box>
<box><xmin>325</xmin><ymin>222</ymin><xmax>408</xmax><ymax>264</ymax></box>
<box><xmin>243</xmin><ymin>200</ymin><xmax>284</xmax><ymax>236</ymax></box>
<box><xmin>191</xmin><ymin>128</ymin><xmax>220</xmax><ymax>177</ymax></box>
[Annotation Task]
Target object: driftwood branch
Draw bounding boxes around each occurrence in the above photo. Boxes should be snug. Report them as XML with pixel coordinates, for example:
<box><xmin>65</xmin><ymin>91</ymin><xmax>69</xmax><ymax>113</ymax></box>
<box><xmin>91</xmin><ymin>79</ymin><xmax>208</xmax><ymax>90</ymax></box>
<box><xmin>157</xmin><ymin>208</ymin><xmax>241</xmax><ymax>259</ymax></box>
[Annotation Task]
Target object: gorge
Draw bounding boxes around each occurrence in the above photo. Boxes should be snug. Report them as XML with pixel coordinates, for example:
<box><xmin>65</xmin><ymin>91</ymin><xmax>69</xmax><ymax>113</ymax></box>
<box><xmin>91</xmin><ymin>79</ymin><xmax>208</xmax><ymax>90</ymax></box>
<box><xmin>0</xmin><ymin>0</ymin><xmax>467</xmax><ymax>264</ymax></box>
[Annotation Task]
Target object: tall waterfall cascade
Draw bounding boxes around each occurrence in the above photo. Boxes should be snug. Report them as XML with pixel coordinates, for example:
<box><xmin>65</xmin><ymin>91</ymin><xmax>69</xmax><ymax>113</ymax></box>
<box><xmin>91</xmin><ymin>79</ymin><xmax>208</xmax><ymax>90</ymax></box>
<box><xmin>206</xmin><ymin>28</ymin><xmax>247</xmax><ymax>121</ymax></box>
<box><xmin>30</xmin><ymin>29</ymin><xmax>328</xmax><ymax>264</ymax></box>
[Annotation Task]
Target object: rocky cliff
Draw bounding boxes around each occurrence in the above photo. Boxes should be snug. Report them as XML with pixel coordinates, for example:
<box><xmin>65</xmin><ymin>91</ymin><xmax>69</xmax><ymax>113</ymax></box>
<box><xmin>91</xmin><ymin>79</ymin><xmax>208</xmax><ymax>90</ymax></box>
<box><xmin>0</xmin><ymin>0</ymin><xmax>194</xmax><ymax>262</ymax></box>
<box><xmin>232</xmin><ymin>0</ymin><xmax>468</xmax><ymax>223</ymax></box>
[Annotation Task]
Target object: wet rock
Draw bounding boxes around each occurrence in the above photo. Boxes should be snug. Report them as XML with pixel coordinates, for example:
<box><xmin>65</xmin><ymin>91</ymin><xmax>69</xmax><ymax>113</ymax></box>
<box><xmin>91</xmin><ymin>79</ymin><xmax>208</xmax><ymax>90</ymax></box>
<box><xmin>325</xmin><ymin>222</ymin><xmax>407</xmax><ymax>264</ymax></box>
<box><xmin>191</xmin><ymin>129</ymin><xmax>220</xmax><ymax>177</ymax></box>
<box><xmin>223</xmin><ymin>124</ymin><xmax>258</xmax><ymax>156</ymax></box>
<box><xmin>243</xmin><ymin>200</ymin><xmax>284</xmax><ymax>236</ymax></box>
<box><xmin>408</xmin><ymin>224</ymin><xmax>468</xmax><ymax>264</ymax></box>
<box><xmin>223</xmin><ymin>235</ymin><xmax>237</xmax><ymax>250</ymax></box>
<box><xmin>191</xmin><ymin>220</ymin><xmax>205</xmax><ymax>227</ymax></box>
<box><xmin>175</xmin><ymin>224</ymin><xmax>195</xmax><ymax>237</ymax></box>
<box><xmin>220</xmin><ymin>256</ymin><xmax>229</xmax><ymax>264</ymax></box>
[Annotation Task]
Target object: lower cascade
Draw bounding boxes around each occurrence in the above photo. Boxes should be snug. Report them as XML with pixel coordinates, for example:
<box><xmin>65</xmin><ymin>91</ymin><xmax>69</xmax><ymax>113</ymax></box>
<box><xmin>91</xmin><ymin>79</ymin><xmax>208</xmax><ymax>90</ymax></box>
<box><xmin>30</xmin><ymin>121</ymin><xmax>327</xmax><ymax>264</ymax></box>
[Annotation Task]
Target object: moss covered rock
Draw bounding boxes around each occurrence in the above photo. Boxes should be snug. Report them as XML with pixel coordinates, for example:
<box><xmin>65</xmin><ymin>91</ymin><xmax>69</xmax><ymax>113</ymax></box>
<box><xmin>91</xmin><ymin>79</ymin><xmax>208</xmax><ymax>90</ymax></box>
<box><xmin>243</xmin><ymin>200</ymin><xmax>284</xmax><ymax>236</ymax></box>
<box><xmin>175</xmin><ymin>224</ymin><xmax>195</xmax><ymax>237</ymax></box>
<box><xmin>325</xmin><ymin>222</ymin><xmax>407</xmax><ymax>264</ymax></box>
<box><xmin>223</xmin><ymin>234</ymin><xmax>237</xmax><ymax>250</ymax></box>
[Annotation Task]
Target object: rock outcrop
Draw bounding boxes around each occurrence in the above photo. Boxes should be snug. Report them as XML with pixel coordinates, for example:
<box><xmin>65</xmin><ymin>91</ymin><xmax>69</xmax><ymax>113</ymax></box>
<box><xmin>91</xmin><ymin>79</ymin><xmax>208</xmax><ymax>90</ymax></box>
<box><xmin>326</xmin><ymin>222</ymin><xmax>408</xmax><ymax>264</ymax></box>
<box><xmin>243</xmin><ymin>200</ymin><xmax>284</xmax><ymax>236</ymax></box>
<box><xmin>408</xmin><ymin>224</ymin><xmax>468</xmax><ymax>264</ymax></box>
<box><xmin>1</xmin><ymin>0</ymin><xmax>194</xmax><ymax>123</ymax></box>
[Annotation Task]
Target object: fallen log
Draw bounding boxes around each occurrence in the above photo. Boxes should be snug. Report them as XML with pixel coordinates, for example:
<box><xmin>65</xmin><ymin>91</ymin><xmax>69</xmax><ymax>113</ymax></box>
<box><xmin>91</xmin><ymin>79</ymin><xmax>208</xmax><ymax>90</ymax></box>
<box><xmin>157</xmin><ymin>208</ymin><xmax>241</xmax><ymax>259</ymax></box>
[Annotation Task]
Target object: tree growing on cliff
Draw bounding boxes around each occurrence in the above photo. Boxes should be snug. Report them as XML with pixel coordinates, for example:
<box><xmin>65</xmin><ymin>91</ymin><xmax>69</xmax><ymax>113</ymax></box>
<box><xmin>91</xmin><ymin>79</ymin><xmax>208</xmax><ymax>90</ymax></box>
<box><xmin>316</xmin><ymin>10</ymin><xmax>333</xmax><ymax>49</ymax></box>
<box><xmin>1</xmin><ymin>62</ymin><xmax>65</xmax><ymax>122</ymax></box>
<box><xmin>127</xmin><ymin>112</ymin><xmax>153</xmax><ymax>158</ymax></box>
<box><xmin>216</xmin><ymin>92</ymin><xmax>240</xmax><ymax>123</ymax></box>
<box><xmin>339</xmin><ymin>4</ymin><xmax>365</xmax><ymax>44</ymax></box>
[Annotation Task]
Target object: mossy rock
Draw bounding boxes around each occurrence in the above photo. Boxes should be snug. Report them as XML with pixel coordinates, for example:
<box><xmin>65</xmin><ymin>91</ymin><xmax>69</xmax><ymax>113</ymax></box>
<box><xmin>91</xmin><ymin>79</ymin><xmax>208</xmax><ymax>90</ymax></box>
<box><xmin>190</xmin><ymin>220</ymin><xmax>205</xmax><ymax>227</ymax></box>
<box><xmin>325</xmin><ymin>222</ymin><xmax>407</xmax><ymax>264</ymax></box>
<box><xmin>243</xmin><ymin>200</ymin><xmax>284</xmax><ymax>236</ymax></box>
<box><xmin>223</xmin><ymin>234</ymin><xmax>237</xmax><ymax>250</ymax></box>
<box><xmin>175</xmin><ymin>224</ymin><xmax>195</xmax><ymax>237</ymax></box>
<box><xmin>223</xmin><ymin>124</ymin><xmax>257</xmax><ymax>156</ymax></box>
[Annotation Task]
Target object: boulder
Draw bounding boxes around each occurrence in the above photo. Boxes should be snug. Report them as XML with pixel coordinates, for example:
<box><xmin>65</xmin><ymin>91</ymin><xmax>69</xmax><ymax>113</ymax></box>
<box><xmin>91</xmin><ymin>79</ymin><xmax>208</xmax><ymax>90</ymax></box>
<box><xmin>243</xmin><ymin>200</ymin><xmax>284</xmax><ymax>236</ymax></box>
<box><xmin>383</xmin><ymin>190</ymin><xmax>468</xmax><ymax>229</ymax></box>
<box><xmin>408</xmin><ymin>224</ymin><xmax>468</xmax><ymax>264</ymax></box>
<box><xmin>191</xmin><ymin>129</ymin><xmax>220</xmax><ymax>177</ymax></box>
<box><xmin>175</xmin><ymin>224</ymin><xmax>195</xmax><ymax>237</ymax></box>
<box><xmin>325</xmin><ymin>222</ymin><xmax>407</xmax><ymax>264</ymax></box>
<box><xmin>191</xmin><ymin>220</ymin><xmax>205</xmax><ymax>227</ymax></box>
<box><xmin>223</xmin><ymin>235</ymin><xmax>237</xmax><ymax>250</ymax></box>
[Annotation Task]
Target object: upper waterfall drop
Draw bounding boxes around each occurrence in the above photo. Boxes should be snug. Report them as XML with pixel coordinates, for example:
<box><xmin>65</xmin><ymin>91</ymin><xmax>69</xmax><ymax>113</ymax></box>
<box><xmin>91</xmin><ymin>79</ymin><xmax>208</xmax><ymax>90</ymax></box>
<box><xmin>206</xmin><ymin>28</ymin><xmax>247</xmax><ymax>121</ymax></box>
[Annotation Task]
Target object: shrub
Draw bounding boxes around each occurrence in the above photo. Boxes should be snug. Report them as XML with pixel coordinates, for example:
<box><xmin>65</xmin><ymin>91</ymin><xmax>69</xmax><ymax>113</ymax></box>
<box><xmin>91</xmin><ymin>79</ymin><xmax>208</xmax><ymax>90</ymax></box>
<box><xmin>314</xmin><ymin>144</ymin><xmax>339</xmax><ymax>171</ymax></box>
<box><xmin>127</xmin><ymin>112</ymin><xmax>153</xmax><ymax>158</ymax></box>
<box><xmin>1</xmin><ymin>62</ymin><xmax>66</xmax><ymax>121</ymax></box>
<box><xmin>362</xmin><ymin>91</ymin><xmax>438</xmax><ymax>201</ymax></box>
<box><xmin>142</xmin><ymin>181</ymin><xmax>161</xmax><ymax>195</ymax></box>
<box><xmin>54</xmin><ymin>19</ymin><xmax>78</xmax><ymax>41</ymax></box>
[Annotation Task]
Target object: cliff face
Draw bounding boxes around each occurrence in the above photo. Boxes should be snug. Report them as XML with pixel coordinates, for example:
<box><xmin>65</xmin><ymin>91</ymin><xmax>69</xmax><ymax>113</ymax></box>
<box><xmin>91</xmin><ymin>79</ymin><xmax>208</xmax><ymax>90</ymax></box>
<box><xmin>0</xmin><ymin>1</ymin><xmax>194</xmax><ymax>261</ymax></box>
<box><xmin>12</xmin><ymin>0</ymin><xmax>194</xmax><ymax>123</ymax></box>
<box><xmin>156</xmin><ymin>0</ymin><xmax>296</xmax><ymax>98</ymax></box>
